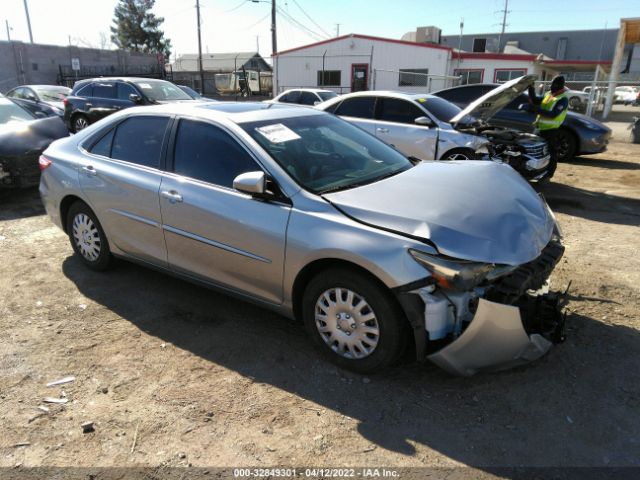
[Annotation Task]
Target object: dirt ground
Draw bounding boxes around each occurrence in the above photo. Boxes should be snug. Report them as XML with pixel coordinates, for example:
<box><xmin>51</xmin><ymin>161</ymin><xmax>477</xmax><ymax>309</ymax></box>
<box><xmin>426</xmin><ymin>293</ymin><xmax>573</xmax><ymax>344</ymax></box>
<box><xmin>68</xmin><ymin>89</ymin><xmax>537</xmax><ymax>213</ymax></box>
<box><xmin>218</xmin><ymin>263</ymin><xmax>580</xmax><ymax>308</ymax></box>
<box><xmin>1</xmin><ymin>140</ymin><xmax>639</xmax><ymax>476</ymax></box>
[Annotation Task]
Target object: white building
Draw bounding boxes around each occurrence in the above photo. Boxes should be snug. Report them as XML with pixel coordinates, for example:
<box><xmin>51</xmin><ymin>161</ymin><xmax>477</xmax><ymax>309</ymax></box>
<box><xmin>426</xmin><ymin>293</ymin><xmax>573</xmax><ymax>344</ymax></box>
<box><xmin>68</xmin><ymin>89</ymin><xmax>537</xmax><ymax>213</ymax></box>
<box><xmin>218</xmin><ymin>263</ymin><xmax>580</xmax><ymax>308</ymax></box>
<box><xmin>273</xmin><ymin>34</ymin><xmax>453</xmax><ymax>95</ymax></box>
<box><xmin>274</xmin><ymin>33</ymin><xmax>609</xmax><ymax>96</ymax></box>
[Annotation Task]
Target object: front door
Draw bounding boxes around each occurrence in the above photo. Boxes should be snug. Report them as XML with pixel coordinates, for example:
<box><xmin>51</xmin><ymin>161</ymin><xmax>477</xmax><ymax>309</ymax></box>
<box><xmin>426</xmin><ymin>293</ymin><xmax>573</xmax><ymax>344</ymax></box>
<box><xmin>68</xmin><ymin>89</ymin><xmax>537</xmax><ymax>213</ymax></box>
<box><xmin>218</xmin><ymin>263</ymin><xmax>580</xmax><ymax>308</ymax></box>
<box><xmin>159</xmin><ymin>118</ymin><xmax>291</xmax><ymax>304</ymax></box>
<box><xmin>375</xmin><ymin>97</ymin><xmax>438</xmax><ymax>159</ymax></box>
<box><xmin>351</xmin><ymin>64</ymin><xmax>369</xmax><ymax>92</ymax></box>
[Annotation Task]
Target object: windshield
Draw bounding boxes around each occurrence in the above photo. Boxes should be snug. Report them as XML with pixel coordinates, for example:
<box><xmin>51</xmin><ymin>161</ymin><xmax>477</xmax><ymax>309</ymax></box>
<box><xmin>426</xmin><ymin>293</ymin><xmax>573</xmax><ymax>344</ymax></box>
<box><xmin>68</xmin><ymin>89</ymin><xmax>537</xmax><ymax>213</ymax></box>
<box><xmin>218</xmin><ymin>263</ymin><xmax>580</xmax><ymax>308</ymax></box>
<box><xmin>318</xmin><ymin>91</ymin><xmax>338</xmax><ymax>101</ymax></box>
<box><xmin>33</xmin><ymin>86</ymin><xmax>71</xmax><ymax>102</ymax></box>
<box><xmin>179</xmin><ymin>85</ymin><xmax>201</xmax><ymax>99</ymax></box>
<box><xmin>417</xmin><ymin>96</ymin><xmax>477</xmax><ymax>125</ymax></box>
<box><xmin>0</xmin><ymin>98</ymin><xmax>34</xmax><ymax>124</ymax></box>
<box><xmin>132</xmin><ymin>80</ymin><xmax>192</xmax><ymax>102</ymax></box>
<box><xmin>241</xmin><ymin>114</ymin><xmax>412</xmax><ymax>194</ymax></box>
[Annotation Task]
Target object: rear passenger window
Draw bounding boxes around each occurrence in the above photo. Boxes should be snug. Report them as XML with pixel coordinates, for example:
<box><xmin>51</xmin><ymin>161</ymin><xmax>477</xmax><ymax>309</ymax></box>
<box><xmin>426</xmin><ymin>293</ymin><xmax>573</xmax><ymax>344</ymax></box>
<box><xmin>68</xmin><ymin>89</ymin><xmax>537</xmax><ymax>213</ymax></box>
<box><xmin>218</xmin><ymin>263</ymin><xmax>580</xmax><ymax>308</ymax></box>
<box><xmin>335</xmin><ymin>97</ymin><xmax>376</xmax><ymax>119</ymax></box>
<box><xmin>111</xmin><ymin>116</ymin><xmax>169</xmax><ymax>168</ymax></box>
<box><xmin>92</xmin><ymin>83</ymin><xmax>116</xmax><ymax>99</ymax></box>
<box><xmin>75</xmin><ymin>84</ymin><xmax>92</xmax><ymax>97</ymax></box>
<box><xmin>173</xmin><ymin>119</ymin><xmax>260</xmax><ymax>188</ymax></box>
<box><xmin>281</xmin><ymin>91</ymin><xmax>300</xmax><ymax>103</ymax></box>
<box><xmin>90</xmin><ymin>129</ymin><xmax>115</xmax><ymax>157</ymax></box>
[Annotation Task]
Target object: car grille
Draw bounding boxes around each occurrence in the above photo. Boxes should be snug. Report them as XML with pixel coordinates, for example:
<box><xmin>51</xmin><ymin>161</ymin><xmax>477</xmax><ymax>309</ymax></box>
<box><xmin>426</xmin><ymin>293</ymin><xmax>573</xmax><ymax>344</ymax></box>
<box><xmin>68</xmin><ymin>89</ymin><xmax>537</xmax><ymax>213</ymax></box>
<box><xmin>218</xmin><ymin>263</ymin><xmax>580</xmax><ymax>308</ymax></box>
<box><xmin>523</xmin><ymin>142</ymin><xmax>549</xmax><ymax>159</ymax></box>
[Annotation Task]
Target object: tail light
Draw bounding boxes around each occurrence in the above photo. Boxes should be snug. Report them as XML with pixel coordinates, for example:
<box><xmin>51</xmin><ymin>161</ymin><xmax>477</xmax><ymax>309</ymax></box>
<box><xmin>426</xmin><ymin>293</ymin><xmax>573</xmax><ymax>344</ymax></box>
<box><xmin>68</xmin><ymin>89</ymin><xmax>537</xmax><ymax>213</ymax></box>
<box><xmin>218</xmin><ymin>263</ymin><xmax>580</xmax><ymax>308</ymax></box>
<box><xmin>39</xmin><ymin>155</ymin><xmax>52</xmax><ymax>171</ymax></box>
<box><xmin>63</xmin><ymin>98</ymin><xmax>69</xmax><ymax>107</ymax></box>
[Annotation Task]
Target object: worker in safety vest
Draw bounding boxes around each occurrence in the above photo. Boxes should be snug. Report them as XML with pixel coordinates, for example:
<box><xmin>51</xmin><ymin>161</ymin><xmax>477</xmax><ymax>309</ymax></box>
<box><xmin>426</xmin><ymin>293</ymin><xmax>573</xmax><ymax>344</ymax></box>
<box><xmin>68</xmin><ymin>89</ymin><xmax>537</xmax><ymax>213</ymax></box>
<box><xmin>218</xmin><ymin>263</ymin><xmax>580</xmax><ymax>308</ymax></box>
<box><xmin>524</xmin><ymin>75</ymin><xmax>569</xmax><ymax>177</ymax></box>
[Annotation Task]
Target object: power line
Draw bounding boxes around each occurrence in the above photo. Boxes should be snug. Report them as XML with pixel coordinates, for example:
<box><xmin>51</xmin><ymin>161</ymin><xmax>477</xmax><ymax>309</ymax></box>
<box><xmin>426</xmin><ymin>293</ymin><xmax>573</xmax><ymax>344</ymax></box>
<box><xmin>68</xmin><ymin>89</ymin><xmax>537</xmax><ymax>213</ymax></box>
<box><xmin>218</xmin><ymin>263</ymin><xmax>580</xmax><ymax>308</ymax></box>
<box><xmin>291</xmin><ymin>0</ymin><xmax>331</xmax><ymax>38</ymax></box>
<box><xmin>276</xmin><ymin>6</ymin><xmax>327</xmax><ymax>41</ymax></box>
<box><xmin>222</xmin><ymin>0</ymin><xmax>248</xmax><ymax>13</ymax></box>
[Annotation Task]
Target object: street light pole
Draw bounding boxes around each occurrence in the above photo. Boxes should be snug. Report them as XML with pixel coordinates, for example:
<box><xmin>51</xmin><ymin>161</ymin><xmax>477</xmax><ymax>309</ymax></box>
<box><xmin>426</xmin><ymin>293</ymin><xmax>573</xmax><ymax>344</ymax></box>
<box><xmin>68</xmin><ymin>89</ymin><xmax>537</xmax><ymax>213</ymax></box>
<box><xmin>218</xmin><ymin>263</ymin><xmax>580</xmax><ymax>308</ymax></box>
<box><xmin>196</xmin><ymin>0</ymin><xmax>205</xmax><ymax>94</ymax></box>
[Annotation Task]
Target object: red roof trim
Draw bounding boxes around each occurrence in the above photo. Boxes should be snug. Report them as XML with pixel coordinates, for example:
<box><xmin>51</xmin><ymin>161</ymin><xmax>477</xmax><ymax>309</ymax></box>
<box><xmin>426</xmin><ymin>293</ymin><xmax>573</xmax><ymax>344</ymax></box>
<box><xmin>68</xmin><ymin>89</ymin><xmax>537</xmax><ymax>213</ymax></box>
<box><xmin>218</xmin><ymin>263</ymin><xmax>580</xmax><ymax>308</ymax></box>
<box><xmin>452</xmin><ymin>52</ymin><xmax>536</xmax><ymax>61</ymax></box>
<box><xmin>274</xmin><ymin>33</ymin><xmax>452</xmax><ymax>56</ymax></box>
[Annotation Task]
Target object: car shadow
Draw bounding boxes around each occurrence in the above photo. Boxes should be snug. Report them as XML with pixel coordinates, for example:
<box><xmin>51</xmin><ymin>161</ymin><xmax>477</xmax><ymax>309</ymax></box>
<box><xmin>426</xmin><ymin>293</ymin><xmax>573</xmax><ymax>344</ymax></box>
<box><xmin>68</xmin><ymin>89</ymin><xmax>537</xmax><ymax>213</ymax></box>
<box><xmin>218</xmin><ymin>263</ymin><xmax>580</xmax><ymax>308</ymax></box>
<box><xmin>0</xmin><ymin>187</ymin><xmax>45</xmax><ymax>220</ymax></box>
<box><xmin>62</xmin><ymin>256</ymin><xmax>640</xmax><ymax>471</ymax></box>
<box><xmin>569</xmin><ymin>156</ymin><xmax>640</xmax><ymax>171</ymax></box>
<box><xmin>538</xmin><ymin>181</ymin><xmax>640</xmax><ymax>227</ymax></box>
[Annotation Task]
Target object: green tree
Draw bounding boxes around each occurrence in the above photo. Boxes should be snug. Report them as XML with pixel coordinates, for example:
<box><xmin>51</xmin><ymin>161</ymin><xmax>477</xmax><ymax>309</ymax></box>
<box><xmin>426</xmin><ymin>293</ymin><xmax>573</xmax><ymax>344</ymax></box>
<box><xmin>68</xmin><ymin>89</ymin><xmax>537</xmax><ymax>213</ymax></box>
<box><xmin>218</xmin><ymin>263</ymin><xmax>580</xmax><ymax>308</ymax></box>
<box><xmin>110</xmin><ymin>0</ymin><xmax>172</xmax><ymax>59</ymax></box>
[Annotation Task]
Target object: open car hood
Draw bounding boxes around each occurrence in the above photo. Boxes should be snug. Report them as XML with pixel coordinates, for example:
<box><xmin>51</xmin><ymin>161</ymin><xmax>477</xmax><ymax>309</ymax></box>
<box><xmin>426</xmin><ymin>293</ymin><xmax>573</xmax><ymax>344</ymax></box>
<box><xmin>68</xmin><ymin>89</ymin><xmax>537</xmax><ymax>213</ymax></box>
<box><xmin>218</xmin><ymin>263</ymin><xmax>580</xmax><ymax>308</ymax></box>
<box><xmin>450</xmin><ymin>74</ymin><xmax>537</xmax><ymax>124</ymax></box>
<box><xmin>324</xmin><ymin>161</ymin><xmax>554</xmax><ymax>266</ymax></box>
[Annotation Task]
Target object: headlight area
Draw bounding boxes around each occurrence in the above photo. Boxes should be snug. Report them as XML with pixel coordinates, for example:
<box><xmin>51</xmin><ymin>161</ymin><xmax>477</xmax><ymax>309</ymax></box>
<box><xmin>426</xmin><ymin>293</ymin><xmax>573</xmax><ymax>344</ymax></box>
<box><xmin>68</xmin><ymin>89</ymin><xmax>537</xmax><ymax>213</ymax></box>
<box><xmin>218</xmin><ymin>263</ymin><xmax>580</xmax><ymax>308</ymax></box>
<box><xmin>398</xmin><ymin>240</ymin><xmax>567</xmax><ymax>376</ymax></box>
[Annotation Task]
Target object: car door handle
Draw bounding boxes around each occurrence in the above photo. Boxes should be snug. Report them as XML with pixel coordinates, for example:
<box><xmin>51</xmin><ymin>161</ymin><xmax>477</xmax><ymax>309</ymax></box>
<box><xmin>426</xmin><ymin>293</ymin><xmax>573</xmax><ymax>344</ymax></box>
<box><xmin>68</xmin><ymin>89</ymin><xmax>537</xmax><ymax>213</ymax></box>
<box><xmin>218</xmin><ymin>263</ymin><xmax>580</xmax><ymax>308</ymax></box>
<box><xmin>82</xmin><ymin>165</ymin><xmax>97</xmax><ymax>176</ymax></box>
<box><xmin>160</xmin><ymin>190</ymin><xmax>183</xmax><ymax>204</ymax></box>
<box><xmin>377</xmin><ymin>127</ymin><xmax>389</xmax><ymax>133</ymax></box>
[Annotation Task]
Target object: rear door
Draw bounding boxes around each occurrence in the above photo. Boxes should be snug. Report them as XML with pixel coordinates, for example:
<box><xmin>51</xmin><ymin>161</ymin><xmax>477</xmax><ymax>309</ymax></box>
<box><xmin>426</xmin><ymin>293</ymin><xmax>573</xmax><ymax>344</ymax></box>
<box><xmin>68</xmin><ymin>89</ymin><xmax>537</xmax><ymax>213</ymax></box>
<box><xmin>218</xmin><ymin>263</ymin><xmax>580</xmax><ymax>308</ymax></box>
<box><xmin>333</xmin><ymin>96</ymin><xmax>377</xmax><ymax>135</ymax></box>
<box><xmin>88</xmin><ymin>81</ymin><xmax>119</xmax><ymax>122</ymax></box>
<box><xmin>375</xmin><ymin>97</ymin><xmax>437</xmax><ymax>159</ymax></box>
<box><xmin>79</xmin><ymin>115</ymin><xmax>171</xmax><ymax>266</ymax></box>
<box><xmin>159</xmin><ymin>118</ymin><xmax>291</xmax><ymax>303</ymax></box>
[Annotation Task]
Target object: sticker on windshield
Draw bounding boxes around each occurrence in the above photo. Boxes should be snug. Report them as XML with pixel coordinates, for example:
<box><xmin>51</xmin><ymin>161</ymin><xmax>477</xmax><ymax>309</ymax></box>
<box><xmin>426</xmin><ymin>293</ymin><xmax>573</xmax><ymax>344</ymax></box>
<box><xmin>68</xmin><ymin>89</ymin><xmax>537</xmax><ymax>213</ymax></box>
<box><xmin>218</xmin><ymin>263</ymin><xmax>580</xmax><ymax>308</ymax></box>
<box><xmin>256</xmin><ymin>123</ymin><xmax>301</xmax><ymax>143</ymax></box>
<box><xmin>138</xmin><ymin>83</ymin><xmax>152</xmax><ymax>89</ymax></box>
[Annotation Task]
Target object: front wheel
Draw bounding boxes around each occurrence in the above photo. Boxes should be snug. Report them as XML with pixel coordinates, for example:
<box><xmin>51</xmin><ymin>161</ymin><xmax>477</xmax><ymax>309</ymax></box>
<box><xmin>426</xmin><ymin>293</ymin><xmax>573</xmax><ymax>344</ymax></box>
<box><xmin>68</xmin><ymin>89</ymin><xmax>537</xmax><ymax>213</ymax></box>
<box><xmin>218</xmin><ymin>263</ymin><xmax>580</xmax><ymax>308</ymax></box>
<box><xmin>302</xmin><ymin>268</ymin><xmax>408</xmax><ymax>373</ymax></box>
<box><xmin>441</xmin><ymin>148</ymin><xmax>477</xmax><ymax>160</ymax></box>
<box><xmin>66</xmin><ymin>201</ymin><xmax>112</xmax><ymax>271</ymax></box>
<box><xmin>554</xmin><ymin>128</ymin><xmax>577</xmax><ymax>163</ymax></box>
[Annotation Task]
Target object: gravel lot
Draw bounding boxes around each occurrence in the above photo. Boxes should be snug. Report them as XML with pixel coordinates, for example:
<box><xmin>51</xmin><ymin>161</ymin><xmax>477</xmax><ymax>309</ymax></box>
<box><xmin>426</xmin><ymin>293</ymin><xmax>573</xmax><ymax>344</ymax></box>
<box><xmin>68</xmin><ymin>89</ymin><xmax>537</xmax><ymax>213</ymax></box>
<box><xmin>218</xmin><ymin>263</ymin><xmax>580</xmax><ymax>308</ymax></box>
<box><xmin>1</xmin><ymin>140</ymin><xmax>639</xmax><ymax>475</ymax></box>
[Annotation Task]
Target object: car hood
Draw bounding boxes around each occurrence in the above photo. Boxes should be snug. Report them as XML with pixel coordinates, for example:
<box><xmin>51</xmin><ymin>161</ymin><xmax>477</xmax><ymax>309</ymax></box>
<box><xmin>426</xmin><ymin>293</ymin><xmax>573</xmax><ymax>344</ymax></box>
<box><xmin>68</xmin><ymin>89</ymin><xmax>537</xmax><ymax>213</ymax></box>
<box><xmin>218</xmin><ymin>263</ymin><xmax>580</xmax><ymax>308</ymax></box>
<box><xmin>0</xmin><ymin>116</ymin><xmax>69</xmax><ymax>157</ymax></box>
<box><xmin>450</xmin><ymin>74</ymin><xmax>537</xmax><ymax>124</ymax></box>
<box><xmin>324</xmin><ymin>161</ymin><xmax>554</xmax><ymax>265</ymax></box>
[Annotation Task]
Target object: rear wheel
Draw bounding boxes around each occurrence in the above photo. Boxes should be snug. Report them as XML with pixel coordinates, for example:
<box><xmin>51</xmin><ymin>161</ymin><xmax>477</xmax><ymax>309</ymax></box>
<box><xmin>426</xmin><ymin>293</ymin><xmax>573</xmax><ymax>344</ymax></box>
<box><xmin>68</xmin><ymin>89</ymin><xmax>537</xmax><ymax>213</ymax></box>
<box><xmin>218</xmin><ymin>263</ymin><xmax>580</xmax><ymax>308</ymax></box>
<box><xmin>302</xmin><ymin>268</ymin><xmax>408</xmax><ymax>373</ymax></box>
<box><xmin>441</xmin><ymin>148</ymin><xmax>476</xmax><ymax>160</ymax></box>
<box><xmin>66</xmin><ymin>201</ymin><xmax>112</xmax><ymax>271</ymax></box>
<box><xmin>72</xmin><ymin>114</ymin><xmax>90</xmax><ymax>133</ymax></box>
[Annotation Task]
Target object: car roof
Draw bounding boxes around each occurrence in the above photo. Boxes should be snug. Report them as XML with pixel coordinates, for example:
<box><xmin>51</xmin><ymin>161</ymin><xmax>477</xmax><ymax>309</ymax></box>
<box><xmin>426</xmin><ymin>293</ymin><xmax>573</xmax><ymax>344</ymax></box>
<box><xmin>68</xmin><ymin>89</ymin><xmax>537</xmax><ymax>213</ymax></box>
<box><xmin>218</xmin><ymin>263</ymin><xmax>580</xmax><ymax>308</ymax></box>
<box><xmin>323</xmin><ymin>90</ymin><xmax>438</xmax><ymax>102</ymax></box>
<box><xmin>14</xmin><ymin>84</ymin><xmax>71</xmax><ymax>89</ymax></box>
<box><xmin>119</xmin><ymin>101</ymin><xmax>325</xmax><ymax>124</ymax></box>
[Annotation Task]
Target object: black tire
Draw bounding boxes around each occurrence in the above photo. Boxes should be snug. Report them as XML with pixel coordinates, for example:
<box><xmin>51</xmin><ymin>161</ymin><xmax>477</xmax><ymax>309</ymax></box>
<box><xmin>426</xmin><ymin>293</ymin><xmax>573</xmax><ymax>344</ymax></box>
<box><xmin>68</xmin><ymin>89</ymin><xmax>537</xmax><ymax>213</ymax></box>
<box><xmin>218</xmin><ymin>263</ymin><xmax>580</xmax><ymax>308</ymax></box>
<box><xmin>440</xmin><ymin>148</ymin><xmax>477</xmax><ymax>161</ymax></box>
<box><xmin>71</xmin><ymin>114</ymin><xmax>90</xmax><ymax>133</ymax></box>
<box><xmin>555</xmin><ymin>128</ymin><xmax>577</xmax><ymax>163</ymax></box>
<box><xmin>66</xmin><ymin>201</ymin><xmax>112</xmax><ymax>271</ymax></box>
<box><xmin>302</xmin><ymin>268</ymin><xmax>408</xmax><ymax>374</ymax></box>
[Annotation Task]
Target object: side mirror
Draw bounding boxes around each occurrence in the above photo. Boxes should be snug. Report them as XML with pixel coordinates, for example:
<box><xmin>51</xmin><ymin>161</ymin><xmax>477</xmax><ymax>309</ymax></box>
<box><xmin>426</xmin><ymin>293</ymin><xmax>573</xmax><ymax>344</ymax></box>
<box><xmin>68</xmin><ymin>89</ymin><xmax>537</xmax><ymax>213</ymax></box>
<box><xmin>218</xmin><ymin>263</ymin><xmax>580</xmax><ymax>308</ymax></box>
<box><xmin>34</xmin><ymin>111</ymin><xmax>47</xmax><ymax>118</ymax></box>
<box><xmin>414</xmin><ymin>116</ymin><xmax>433</xmax><ymax>127</ymax></box>
<box><xmin>27</xmin><ymin>95</ymin><xmax>38</xmax><ymax>102</ymax></box>
<box><xmin>233</xmin><ymin>171</ymin><xmax>266</xmax><ymax>196</ymax></box>
<box><xmin>313</xmin><ymin>100</ymin><xmax>321</xmax><ymax>106</ymax></box>
<box><xmin>129</xmin><ymin>93</ymin><xmax>142</xmax><ymax>103</ymax></box>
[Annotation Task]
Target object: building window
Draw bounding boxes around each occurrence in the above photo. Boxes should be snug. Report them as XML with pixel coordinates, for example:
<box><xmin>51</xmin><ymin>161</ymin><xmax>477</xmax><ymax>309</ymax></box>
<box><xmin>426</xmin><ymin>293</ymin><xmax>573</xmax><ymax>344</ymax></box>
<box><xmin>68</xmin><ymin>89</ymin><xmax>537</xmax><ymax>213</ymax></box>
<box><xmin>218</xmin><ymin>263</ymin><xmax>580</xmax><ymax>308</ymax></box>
<box><xmin>494</xmin><ymin>68</ymin><xmax>527</xmax><ymax>83</ymax></box>
<box><xmin>472</xmin><ymin>38</ymin><xmax>487</xmax><ymax>52</ymax></box>
<box><xmin>454</xmin><ymin>69</ymin><xmax>484</xmax><ymax>85</ymax></box>
<box><xmin>398</xmin><ymin>68</ymin><xmax>429</xmax><ymax>87</ymax></box>
<box><xmin>317</xmin><ymin>70</ymin><xmax>341</xmax><ymax>86</ymax></box>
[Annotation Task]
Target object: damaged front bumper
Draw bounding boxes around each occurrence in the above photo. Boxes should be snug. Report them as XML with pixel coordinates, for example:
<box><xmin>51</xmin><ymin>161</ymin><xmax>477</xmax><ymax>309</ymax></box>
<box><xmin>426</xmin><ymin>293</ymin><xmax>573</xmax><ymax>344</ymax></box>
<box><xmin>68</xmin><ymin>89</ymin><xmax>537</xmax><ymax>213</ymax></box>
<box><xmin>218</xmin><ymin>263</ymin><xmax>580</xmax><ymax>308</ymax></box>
<box><xmin>395</xmin><ymin>239</ymin><xmax>566</xmax><ymax>376</ymax></box>
<box><xmin>428</xmin><ymin>293</ymin><xmax>564</xmax><ymax>376</ymax></box>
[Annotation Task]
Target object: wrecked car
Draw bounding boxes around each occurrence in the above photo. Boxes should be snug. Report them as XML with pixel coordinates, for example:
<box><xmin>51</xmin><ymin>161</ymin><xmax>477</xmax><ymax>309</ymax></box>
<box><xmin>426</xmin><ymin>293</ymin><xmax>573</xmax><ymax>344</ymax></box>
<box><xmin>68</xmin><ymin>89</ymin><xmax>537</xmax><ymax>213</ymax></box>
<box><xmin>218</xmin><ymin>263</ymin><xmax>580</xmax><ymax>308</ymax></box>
<box><xmin>40</xmin><ymin>102</ymin><xmax>564</xmax><ymax>376</ymax></box>
<box><xmin>316</xmin><ymin>76</ymin><xmax>553</xmax><ymax>181</ymax></box>
<box><xmin>0</xmin><ymin>95</ymin><xmax>69</xmax><ymax>188</ymax></box>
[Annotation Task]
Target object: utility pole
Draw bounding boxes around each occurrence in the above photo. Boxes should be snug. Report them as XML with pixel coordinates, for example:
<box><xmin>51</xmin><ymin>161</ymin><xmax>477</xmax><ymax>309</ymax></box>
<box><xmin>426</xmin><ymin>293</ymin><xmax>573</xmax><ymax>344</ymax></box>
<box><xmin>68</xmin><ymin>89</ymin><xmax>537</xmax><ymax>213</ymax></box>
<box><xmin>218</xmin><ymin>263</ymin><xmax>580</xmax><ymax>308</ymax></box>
<box><xmin>335</xmin><ymin>23</ymin><xmax>341</xmax><ymax>37</ymax></box>
<box><xmin>196</xmin><ymin>0</ymin><xmax>205</xmax><ymax>94</ymax></box>
<box><xmin>5</xmin><ymin>20</ymin><xmax>11</xmax><ymax>41</ymax></box>
<box><xmin>457</xmin><ymin>18</ymin><xmax>463</xmax><ymax>70</ymax></box>
<box><xmin>256</xmin><ymin>35</ymin><xmax>260</xmax><ymax>54</ymax></box>
<box><xmin>497</xmin><ymin>0</ymin><xmax>509</xmax><ymax>53</ymax></box>
<box><xmin>23</xmin><ymin>0</ymin><xmax>34</xmax><ymax>43</ymax></box>
<box><xmin>271</xmin><ymin>0</ymin><xmax>277</xmax><ymax>56</ymax></box>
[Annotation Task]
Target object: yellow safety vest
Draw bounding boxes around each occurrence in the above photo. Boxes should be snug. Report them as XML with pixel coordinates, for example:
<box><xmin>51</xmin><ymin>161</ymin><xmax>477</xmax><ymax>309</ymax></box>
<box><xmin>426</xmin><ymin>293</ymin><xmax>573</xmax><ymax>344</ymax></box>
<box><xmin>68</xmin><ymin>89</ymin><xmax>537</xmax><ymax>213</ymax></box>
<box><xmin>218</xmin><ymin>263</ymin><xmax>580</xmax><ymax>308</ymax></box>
<box><xmin>536</xmin><ymin>91</ymin><xmax>568</xmax><ymax>130</ymax></box>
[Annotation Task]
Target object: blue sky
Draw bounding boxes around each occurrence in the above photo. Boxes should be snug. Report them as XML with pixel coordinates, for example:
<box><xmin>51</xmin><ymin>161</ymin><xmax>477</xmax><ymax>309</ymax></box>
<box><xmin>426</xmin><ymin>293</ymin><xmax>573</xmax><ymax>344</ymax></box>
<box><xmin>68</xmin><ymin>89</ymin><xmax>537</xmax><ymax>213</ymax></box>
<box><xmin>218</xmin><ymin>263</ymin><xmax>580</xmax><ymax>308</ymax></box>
<box><xmin>2</xmin><ymin>0</ymin><xmax>638</xmax><ymax>58</ymax></box>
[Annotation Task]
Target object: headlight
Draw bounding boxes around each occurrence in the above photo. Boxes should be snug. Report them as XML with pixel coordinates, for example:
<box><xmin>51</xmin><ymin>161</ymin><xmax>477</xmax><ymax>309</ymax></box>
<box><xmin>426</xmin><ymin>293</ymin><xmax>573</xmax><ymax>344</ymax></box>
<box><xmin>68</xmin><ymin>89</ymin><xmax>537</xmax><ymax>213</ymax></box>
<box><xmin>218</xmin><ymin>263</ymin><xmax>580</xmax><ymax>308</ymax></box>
<box><xmin>408</xmin><ymin>249</ymin><xmax>516</xmax><ymax>291</ymax></box>
<box><xmin>475</xmin><ymin>143</ymin><xmax>490</xmax><ymax>155</ymax></box>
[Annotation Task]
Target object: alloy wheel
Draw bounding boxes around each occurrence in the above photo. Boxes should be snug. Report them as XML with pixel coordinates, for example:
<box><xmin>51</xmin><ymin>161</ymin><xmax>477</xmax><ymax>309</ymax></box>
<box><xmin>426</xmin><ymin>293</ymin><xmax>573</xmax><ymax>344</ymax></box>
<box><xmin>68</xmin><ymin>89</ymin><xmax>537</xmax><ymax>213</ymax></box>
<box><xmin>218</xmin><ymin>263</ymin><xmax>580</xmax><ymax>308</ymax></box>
<box><xmin>314</xmin><ymin>287</ymin><xmax>380</xmax><ymax>359</ymax></box>
<box><xmin>72</xmin><ymin>213</ymin><xmax>101</xmax><ymax>261</ymax></box>
<box><xmin>446</xmin><ymin>152</ymin><xmax>472</xmax><ymax>160</ymax></box>
<box><xmin>74</xmin><ymin>116</ymin><xmax>89</xmax><ymax>131</ymax></box>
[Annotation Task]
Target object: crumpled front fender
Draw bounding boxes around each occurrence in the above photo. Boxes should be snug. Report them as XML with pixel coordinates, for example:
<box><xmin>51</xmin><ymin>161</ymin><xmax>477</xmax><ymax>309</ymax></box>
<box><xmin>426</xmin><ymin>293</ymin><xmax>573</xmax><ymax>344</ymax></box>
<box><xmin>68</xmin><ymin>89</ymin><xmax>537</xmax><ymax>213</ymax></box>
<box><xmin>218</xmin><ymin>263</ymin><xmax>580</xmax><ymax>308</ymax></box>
<box><xmin>428</xmin><ymin>298</ymin><xmax>553</xmax><ymax>376</ymax></box>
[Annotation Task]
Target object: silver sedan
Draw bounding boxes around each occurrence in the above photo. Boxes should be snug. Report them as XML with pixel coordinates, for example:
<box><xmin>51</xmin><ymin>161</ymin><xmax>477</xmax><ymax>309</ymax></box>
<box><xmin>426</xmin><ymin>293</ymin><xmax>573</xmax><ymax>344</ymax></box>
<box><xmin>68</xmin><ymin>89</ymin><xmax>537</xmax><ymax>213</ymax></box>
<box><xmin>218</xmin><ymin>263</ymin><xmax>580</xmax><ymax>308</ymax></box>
<box><xmin>40</xmin><ymin>102</ymin><xmax>565</xmax><ymax>376</ymax></box>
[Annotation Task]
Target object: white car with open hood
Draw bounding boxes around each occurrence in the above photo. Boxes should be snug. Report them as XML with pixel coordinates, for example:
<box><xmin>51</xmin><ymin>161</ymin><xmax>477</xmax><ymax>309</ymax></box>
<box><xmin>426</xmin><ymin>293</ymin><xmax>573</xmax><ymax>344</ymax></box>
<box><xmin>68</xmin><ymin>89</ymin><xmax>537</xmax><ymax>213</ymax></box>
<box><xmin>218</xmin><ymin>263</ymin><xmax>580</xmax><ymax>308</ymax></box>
<box><xmin>317</xmin><ymin>75</ymin><xmax>553</xmax><ymax>181</ymax></box>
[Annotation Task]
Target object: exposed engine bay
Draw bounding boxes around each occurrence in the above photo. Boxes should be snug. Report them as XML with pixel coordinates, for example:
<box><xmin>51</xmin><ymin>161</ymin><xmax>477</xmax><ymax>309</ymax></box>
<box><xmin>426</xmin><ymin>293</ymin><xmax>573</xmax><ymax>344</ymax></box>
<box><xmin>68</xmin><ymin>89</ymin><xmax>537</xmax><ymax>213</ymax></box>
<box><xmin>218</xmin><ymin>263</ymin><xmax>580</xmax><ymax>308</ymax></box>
<box><xmin>460</xmin><ymin>125</ymin><xmax>552</xmax><ymax>181</ymax></box>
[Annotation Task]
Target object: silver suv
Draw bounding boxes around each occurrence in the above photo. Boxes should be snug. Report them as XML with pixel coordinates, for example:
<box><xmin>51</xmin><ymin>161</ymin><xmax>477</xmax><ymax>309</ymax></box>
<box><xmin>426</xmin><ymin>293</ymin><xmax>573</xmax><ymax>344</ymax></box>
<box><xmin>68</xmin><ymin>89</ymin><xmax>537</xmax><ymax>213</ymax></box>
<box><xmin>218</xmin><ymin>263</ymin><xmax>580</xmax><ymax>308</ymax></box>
<box><xmin>40</xmin><ymin>102</ymin><xmax>565</xmax><ymax>376</ymax></box>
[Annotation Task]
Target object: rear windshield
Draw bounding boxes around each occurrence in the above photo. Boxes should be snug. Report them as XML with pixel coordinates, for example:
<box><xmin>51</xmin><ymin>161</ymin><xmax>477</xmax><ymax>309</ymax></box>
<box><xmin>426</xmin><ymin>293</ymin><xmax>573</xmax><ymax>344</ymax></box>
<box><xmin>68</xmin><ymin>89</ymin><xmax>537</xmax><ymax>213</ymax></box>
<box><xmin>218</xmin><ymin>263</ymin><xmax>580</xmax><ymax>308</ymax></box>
<box><xmin>33</xmin><ymin>86</ymin><xmax>71</xmax><ymax>102</ymax></box>
<box><xmin>132</xmin><ymin>80</ymin><xmax>192</xmax><ymax>102</ymax></box>
<box><xmin>318</xmin><ymin>91</ymin><xmax>338</xmax><ymax>101</ymax></box>
<box><xmin>0</xmin><ymin>98</ymin><xmax>34</xmax><ymax>124</ymax></box>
